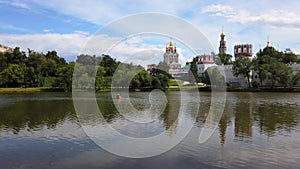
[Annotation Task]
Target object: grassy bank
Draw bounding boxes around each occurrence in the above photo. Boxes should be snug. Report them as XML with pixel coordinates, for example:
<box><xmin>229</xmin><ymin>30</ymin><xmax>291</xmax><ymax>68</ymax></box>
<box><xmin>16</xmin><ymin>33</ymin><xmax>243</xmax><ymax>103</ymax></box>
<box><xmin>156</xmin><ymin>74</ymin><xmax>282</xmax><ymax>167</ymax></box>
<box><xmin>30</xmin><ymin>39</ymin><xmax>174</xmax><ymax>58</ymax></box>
<box><xmin>227</xmin><ymin>87</ymin><xmax>300</xmax><ymax>92</ymax></box>
<box><xmin>0</xmin><ymin>87</ymin><xmax>64</xmax><ymax>93</ymax></box>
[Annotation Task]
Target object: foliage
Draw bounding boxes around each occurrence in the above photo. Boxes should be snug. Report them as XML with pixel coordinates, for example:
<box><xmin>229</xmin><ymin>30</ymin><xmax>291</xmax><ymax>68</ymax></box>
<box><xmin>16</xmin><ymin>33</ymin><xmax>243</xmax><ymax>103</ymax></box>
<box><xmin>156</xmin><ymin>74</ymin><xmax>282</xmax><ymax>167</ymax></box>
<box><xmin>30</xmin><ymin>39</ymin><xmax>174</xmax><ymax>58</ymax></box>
<box><xmin>232</xmin><ymin>56</ymin><xmax>252</xmax><ymax>88</ymax></box>
<box><xmin>254</xmin><ymin>46</ymin><xmax>296</xmax><ymax>88</ymax></box>
<box><xmin>189</xmin><ymin>58</ymin><xmax>198</xmax><ymax>83</ymax></box>
<box><xmin>217</xmin><ymin>53</ymin><xmax>233</xmax><ymax>65</ymax></box>
<box><xmin>0</xmin><ymin>64</ymin><xmax>25</xmax><ymax>87</ymax></box>
<box><xmin>291</xmin><ymin>71</ymin><xmax>300</xmax><ymax>87</ymax></box>
<box><xmin>202</xmin><ymin>67</ymin><xmax>225</xmax><ymax>86</ymax></box>
<box><xmin>1</xmin><ymin>44</ymin><xmax>298</xmax><ymax>91</ymax></box>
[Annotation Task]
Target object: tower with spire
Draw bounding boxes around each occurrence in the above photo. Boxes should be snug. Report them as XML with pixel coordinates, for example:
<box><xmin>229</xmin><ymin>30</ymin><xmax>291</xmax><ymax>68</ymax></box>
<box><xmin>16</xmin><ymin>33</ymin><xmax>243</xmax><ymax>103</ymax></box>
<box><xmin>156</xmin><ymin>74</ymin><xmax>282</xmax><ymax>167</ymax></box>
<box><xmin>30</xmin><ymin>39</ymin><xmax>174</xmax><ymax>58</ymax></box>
<box><xmin>163</xmin><ymin>38</ymin><xmax>179</xmax><ymax>64</ymax></box>
<box><xmin>163</xmin><ymin>38</ymin><xmax>181</xmax><ymax>76</ymax></box>
<box><xmin>219</xmin><ymin>30</ymin><xmax>227</xmax><ymax>55</ymax></box>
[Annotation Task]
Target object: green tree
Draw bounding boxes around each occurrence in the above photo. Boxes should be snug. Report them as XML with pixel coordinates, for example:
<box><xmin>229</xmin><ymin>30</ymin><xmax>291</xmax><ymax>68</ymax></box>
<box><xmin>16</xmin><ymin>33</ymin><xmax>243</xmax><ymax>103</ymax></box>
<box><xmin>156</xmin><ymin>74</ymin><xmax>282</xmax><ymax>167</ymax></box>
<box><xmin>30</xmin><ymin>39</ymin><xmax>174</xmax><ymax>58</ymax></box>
<box><xmin>252</xmin><ymin>56</ymin><xmax>269</xmax><ymax>86</ymax></box>
<box><xmin>283</xmin><ymin>49</ymin><xmax>298</xmax><ymax>64</ymax></box>
<box><xmin>8</xmin><ymin>47</ymin><xmax>26</xmax><ymax>65</ymax></box>
<box><xmin>189</xmin><ymin>58</ymin><xmax>198</xmax><ymax>83</ymax></box>
<box><xmin>130</xmin><ymin>75</ymin><xmax>141</xmax><ymax>88</ymax></box>
<box><xmin>158</xmin><ymin>73</ymin><xmax>169</xmax><ymax>89</ymax></box>
<box><xmin>254</xmin><ymin>47</ymin><xmax>295</xmax><ymax>88</ymax></box>
<box><xmin>95</xmin><ymin>66</ymin><xmax>105</xmax><ymax>90</ymax></box>
<box><xmin>267</xmin><ymin>59</ymin><xmax>292</xmax><ymax>88</ymax></box>
<box><xmin>232</xmin><ymin>56</ymin><xmax>252</xmax><ymax>88</ymax></box>
<box><xmin>25</xmin><ymin>51</ymin><xmax>47</xmax><ymax>87</ymax></box>
<box><xmin>202</xmin><ymin>69</ymin><xmax>210</xmax><ymax>85</ymax></box>
<box><xmin>138</xmin><ymin>70</ymin><xmax>152</xmax><ymax>88</ymax></box>
<box><xmin>55</xmin><ymin>62</ymin><xmax>75</xmax><ymax>92</ymax></box>
<box><xmin>151</xmin><ymin>77</ymin><xmax>161</xmax><ymax>89</ymax></box>
<box><xmin>291</xmin><ymin>71</ymin><xmax>300</xmax><ymax>87</ymax></box>
<box><xmin>218</xmin><ymin>54</ymin><xmax>233</xmax><ymax>65</ymax></box>
<box><xmin>0</xmin><ymin>64</ymin><xmax>25</xmax><ymax>87</ymax></box>
<box><xmin>0</xmin><ymin>52</ymin><xmax>8</xmax><ymax>71</ymax></box>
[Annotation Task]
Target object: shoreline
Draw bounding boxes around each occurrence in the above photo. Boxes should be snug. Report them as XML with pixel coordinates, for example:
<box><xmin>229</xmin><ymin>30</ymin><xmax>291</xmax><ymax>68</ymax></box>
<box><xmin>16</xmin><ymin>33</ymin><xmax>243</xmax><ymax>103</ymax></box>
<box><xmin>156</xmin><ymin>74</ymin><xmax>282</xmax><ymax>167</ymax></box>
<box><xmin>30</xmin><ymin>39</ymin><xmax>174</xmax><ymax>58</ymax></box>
<box><xmin>1</xmin><ymin>87</ymin><xmax>300</xmax><ymax>93</ymax></box>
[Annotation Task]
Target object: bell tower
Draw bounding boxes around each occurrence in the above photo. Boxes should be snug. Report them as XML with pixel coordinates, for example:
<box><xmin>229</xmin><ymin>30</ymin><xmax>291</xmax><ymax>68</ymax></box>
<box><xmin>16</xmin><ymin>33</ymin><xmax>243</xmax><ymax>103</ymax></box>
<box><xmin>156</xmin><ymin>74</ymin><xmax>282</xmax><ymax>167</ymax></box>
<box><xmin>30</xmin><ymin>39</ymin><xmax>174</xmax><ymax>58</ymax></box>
<box><xmin>219</xmin><ymin>30</ymin><xmax>227</xmax><ymax>55</ymax></box>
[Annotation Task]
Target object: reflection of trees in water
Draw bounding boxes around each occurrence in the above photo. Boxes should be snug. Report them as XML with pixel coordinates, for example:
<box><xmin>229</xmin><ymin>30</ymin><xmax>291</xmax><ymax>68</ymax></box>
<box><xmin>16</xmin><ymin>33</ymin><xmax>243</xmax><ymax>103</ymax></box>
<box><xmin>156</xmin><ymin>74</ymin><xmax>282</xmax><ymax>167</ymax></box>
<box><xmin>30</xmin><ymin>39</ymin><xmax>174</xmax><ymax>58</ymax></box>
<box><xmin>254</xmin><ymin>103</ymin><xmax>299</xmax><ymax>137</ymax></box>
<box><xmin>97</xmin><ymin>95</ymin><xmax>120</xmax><ymax>123</ymax></box>
<box><xmin>218</xmin><ymin>107</ymin><xmax>233</xmax><ymax>148</ymax></box>
<box><xmin>217</xmin><ymin>92</ymin><xmax>299</xmax><ymax>147</ymax></box>
<box><xmin>160</xmin><ymin>92</ymin><xmax>180</xmax><ymax>136</ymax></box>
<box><xmin>234</xmin><ymin>101</ymin><xmax>253</xmax><ymax>139</ymax></box>
<box><xmin>0</xmin><ymin>100</ymin><xmax>76</xmax><ymax>134</ymax></box>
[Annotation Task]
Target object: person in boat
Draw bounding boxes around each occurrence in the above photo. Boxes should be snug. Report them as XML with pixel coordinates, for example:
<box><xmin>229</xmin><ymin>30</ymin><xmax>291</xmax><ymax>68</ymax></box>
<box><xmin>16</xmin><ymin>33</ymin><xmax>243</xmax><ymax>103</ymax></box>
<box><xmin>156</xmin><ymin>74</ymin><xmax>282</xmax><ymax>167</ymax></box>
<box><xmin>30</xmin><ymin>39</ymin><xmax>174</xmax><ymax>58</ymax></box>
<box><xmin>117</xmin><ymin>93</ymin><xmax>122</xmax><ymax>99</ymax></box>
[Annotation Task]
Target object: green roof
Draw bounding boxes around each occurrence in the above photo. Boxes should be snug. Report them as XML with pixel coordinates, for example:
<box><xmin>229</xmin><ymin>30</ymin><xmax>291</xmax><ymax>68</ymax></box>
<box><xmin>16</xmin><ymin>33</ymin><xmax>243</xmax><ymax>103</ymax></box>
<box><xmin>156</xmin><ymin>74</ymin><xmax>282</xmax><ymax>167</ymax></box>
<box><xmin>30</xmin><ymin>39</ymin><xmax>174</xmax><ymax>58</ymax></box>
<box><xmin>182</xmin><ymin>64</ymin><xmax>190</xmax><ymax>69</ymax></box>
<box><xmin>170</xmin><ymin>61</ymin><xmax>181</xmax><ymax>65</ymax></box>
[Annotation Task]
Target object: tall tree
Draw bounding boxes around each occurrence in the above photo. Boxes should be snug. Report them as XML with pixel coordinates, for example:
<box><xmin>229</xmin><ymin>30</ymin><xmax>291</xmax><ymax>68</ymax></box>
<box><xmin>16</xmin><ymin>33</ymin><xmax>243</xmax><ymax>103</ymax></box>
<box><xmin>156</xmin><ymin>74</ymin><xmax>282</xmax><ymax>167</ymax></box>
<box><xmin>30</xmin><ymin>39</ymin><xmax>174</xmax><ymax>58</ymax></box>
<box><xmin>0</xmin><ymin>64</ymin><xmax>25</xmax><ymax>87</ymax></box>
<box><xmin>232</xmin><ymin>56</ymin><xmax>252</xmax><ymax>88</ymax></box>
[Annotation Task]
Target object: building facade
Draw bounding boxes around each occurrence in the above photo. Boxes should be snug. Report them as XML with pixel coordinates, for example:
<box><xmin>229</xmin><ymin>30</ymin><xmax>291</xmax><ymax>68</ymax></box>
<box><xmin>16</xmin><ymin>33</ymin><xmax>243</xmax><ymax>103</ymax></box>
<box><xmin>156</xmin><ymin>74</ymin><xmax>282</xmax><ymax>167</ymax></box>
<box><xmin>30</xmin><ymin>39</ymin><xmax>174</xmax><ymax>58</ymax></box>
<box><xmin>147</xmin><ymin>39</ymin><xmax>182</xmax><ymax>77</ymax></box>
<box><xmin>196</xmin><ymin>54</ymin><xmax>216</xmax><ymax>74</ymax></box>
<box><xmin>163</xmin><ymin>40</ymin><xmax>181</xmax><ymax>77</ymax></box>
<box><xmin>234</xmin><ymin>44</ymin><xmax>252</xmax><ymax>59</ymax></box>
<box><xmin>163</xmin><ymin>40</ymin><xmax>179</xmax><ymax>64</ymax></box>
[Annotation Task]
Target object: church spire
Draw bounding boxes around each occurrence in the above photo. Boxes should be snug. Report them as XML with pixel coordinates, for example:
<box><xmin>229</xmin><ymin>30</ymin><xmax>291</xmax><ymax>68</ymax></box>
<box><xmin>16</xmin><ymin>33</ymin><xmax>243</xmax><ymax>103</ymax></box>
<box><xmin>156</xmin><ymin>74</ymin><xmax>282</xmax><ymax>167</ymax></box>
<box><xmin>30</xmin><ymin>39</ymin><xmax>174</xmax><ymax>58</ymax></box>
<box><xmin>266</xmin><ymin>36</ymin><xmax>271</xmax><ymax>47</ymax></box>
<box><xmin>219</xmin><ymin>27</ymin><xmax>227</xmax><ymax>55</ymax></box>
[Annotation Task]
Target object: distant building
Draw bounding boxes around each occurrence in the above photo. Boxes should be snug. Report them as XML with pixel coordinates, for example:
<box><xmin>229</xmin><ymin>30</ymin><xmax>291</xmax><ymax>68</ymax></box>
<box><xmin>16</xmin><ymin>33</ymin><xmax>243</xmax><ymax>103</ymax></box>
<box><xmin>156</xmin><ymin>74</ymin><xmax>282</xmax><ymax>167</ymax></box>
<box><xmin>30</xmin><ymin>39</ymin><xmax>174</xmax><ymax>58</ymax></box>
<box><xmin>224</xmin><ymin>43</ymin><xmax>253</xmax><ymax>87</ymax></box>
<box><xmin>234</xmin><ymin>44</ymin><xmax>252</xmax><ymax>59</ymax></box>
<box><xmin>162</xmin><ymin>39</ymin><xmax>182</xmax><ymax>77</ymax></box>
<box><xmin>219</xmin><ymin>32</ymin><xmax>227</xmax><ymax>55</ymax></box>
<box><xmin>196</xmin><ymin>54</ymin><xmax>216</xmax><ymax>74</ymax></box>
<box><xmin>163</xmin><ymin>40</ymin><xmax>179</xmax><ymax>64</ymax></box>
<box><xmin>146</xmin><ymin>38</ymin><xmax>183</xmax><ymax>77</ymax></box>
<box><xmin>0</xmin><ymin>44</ymin><xmax>12</xmax><ymax>53</ymax></box>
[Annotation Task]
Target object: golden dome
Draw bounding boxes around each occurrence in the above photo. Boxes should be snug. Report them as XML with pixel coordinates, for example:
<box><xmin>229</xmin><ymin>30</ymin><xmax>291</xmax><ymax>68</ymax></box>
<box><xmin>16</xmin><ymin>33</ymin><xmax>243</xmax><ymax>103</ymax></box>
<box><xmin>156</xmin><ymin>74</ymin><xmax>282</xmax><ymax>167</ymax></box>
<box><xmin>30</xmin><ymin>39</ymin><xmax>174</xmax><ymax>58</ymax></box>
<box><xmin>220</xmin><ymin>32</ymin><xmax>225</xmax><ymax>37</ymax></box>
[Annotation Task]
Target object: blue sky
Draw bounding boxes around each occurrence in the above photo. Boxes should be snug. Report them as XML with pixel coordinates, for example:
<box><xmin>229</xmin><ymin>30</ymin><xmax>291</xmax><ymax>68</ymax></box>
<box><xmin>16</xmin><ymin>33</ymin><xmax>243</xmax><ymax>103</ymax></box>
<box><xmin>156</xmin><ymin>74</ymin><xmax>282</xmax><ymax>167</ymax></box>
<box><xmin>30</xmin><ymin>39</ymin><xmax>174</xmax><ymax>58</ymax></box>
<box><xmin>1</xmin><ymin>0</ymin><xmax>300</xmax><ymax>66</ymax></box>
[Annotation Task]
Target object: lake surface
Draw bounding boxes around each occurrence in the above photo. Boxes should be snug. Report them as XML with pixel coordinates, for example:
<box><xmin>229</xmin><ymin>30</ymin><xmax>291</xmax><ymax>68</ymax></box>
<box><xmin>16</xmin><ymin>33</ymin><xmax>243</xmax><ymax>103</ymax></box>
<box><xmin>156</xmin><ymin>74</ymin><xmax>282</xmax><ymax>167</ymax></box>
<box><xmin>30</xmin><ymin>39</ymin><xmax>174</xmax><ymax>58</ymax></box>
<box><xmin>0</xmin><ymin>92</ymin><xmax>299</xmax><ymax>169</ymax></box>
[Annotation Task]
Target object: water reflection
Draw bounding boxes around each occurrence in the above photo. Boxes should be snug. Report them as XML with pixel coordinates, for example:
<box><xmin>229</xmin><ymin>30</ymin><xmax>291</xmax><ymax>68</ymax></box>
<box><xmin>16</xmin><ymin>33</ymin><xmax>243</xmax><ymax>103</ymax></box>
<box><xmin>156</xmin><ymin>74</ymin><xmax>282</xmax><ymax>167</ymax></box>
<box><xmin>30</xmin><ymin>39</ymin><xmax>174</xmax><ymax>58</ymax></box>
<box><xmin>0</xmin><ymin>92</ymin><xmax>299</xmax><ymax>168</ymax></box>
<box><xmin>255</xmin><ymin>103</ymin><xmax>298</xmax><ymax>137</ymax></box>
<box><xmin>0</xmin><ymin>92</ymin><xmax>299</xmax><ymax>142</ymax></box>
<box><xmin>0</xmin><ymin>94</ymin><xmax>76</xmax><ymax>134</ymax></box>
<box><xmin>217</xmin><ymin>92</ymin><xmax>299</xmax><ymax>147</ymax></box>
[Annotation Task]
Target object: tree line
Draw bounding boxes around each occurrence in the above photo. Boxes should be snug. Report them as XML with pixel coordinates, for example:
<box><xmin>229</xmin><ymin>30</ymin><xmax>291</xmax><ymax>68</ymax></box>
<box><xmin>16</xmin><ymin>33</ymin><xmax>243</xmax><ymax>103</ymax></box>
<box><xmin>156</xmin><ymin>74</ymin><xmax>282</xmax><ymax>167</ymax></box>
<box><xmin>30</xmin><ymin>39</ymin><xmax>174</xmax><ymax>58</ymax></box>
<box><xmin>0</xmin><ymin>47</ymin><xmax>170</xmax><ymax>91</ymax></box>
<box><xmin>232</xmin><ymin>46</ymin><xmax>300</xmax><ymax>88</ymax></box>
<box><xmin>214</xmin><ymin>46</ymin><xmax>300</xmax><ymax>88</ymax></box>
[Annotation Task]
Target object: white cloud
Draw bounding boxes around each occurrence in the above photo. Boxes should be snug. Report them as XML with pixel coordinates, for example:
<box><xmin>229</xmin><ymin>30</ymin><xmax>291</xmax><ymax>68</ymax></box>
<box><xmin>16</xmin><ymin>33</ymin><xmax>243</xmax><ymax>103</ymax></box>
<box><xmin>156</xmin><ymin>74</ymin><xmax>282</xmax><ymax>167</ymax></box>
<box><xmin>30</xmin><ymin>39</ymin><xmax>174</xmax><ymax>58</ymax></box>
<box><xmin>2</xmin><ymin>0</ymin><xmax>300</xmax><ymax>61</ymax></box>
<box><xmin>42</xmin><ymin>29</ymin><xmax>53</xmax><ymax>33</ymax></box>
<box><xmin>0</xmin><ymin>32</ymin><xmax>88</xmax><ymax>61</ymax></box>
<box><xmin>0</xmin><ymin>32</ymin><xmax>190</xmax><ymax>68</ymax></box>
<box><xmin>0</xmin><ymin>0</ymin><xmax>31</xmax><ymax>10</ymax></box>
<box><xmin>202</xmin><ymin>4</ymin><xmax>300</xmax><ymax>28</ymax></box>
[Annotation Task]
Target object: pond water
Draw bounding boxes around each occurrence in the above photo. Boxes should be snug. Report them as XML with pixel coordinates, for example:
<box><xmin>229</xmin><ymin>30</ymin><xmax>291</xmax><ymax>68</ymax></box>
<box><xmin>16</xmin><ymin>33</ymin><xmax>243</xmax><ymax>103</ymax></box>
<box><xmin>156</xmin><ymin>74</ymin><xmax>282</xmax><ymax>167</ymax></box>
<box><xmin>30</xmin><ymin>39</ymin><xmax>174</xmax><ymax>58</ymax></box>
<box><xmin>0</xmin><ymin>92</ymin><xmax>299</xmax><ymax>169</ymax></box>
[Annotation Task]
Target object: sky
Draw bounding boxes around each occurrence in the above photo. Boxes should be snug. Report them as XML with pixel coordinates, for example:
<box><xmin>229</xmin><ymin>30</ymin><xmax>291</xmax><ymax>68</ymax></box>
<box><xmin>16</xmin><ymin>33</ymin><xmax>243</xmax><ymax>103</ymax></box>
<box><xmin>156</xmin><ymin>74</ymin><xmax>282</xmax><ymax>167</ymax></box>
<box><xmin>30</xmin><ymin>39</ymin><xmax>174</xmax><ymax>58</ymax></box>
<box><xmin>1</xmin><ymin>0</ymin><xmax>300</xmax><ymax>67</ymax></box>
